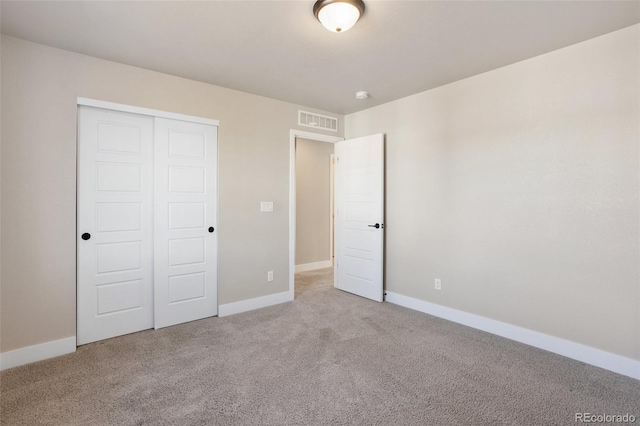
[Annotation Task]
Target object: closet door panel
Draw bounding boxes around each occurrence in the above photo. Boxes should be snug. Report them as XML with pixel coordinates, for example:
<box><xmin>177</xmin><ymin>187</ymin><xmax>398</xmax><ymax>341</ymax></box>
<box><xmin>154</xmin><ymin>118</ymin><xmax>218</xmax><ymax>329</ymax></box>
<box><xmin>77</xmin><ymin>106</ymin><xmax>154</xmax><ymax>345</ymax></box>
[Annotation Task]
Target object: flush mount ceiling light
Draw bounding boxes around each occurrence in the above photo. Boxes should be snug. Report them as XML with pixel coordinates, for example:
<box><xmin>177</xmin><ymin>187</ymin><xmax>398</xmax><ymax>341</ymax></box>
<box><xmin>313</xmin><ymin>0</ymin><xmax>365</xmax><ymax>33</ymax></box>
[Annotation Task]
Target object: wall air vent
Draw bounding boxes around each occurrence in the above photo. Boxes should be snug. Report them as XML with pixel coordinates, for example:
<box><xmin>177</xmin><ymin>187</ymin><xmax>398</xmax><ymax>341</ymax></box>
<box><xmin>298</xmin><ymin>110</ymin><xmax>338</xmax><ymax>132</ymax></box>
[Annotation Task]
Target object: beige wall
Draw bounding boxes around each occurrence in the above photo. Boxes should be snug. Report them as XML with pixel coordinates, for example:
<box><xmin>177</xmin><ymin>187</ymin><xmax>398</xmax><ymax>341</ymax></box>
<box><xmin>295</xmin><ymin>138</ymin><xmax>334</xmax><ymax>265</ymax></box>
<box><xmin>0</xmin><ymin>38</ymin><xmax>3</xmax><ymax>353</ymax></box>
<box><xmin>0</xmin><ymin>36</ymin><xmax>343</xmax><ymax>352</ymax></box>
<box><xmin>346</xmin><ymin>25</ymin><xmax>640</xmax><ymax>360</ymax></box>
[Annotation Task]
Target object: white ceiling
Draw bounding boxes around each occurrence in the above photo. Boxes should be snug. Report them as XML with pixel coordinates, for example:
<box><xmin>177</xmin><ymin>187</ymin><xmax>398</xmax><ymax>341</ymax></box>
<box><xmin>1</xmin><ymin>1</ymin><xmax>638</xmax><ymax>115</ymax></box>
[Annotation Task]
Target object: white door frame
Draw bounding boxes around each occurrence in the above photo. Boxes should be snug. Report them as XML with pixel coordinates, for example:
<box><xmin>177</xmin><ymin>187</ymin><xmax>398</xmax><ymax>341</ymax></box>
<box><xmin>77</xmin><ymin>98</ymin><xmax>219</xmax><ymax>126</ymax></box>
<box><xmin>289</xmin><ymin>130</ymin><xmax>343</xmax><ymax>298</ymax></box>
<box><xmin>330</xmin><ymin>153</ymin><xmax>336</xmax><ymax>267</ymax></box>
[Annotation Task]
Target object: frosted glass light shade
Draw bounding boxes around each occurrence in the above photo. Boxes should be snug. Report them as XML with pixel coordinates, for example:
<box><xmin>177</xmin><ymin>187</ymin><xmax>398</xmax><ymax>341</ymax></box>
<box><xmin>314</xmin><ymin>0</ymin><xmax>365</xmax><ymax>33</ymax></box>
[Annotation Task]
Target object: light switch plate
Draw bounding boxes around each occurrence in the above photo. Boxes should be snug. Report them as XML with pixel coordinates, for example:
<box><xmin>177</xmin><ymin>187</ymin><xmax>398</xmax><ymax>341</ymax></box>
<box><xmin>260</xmin><ymin>201</ymin><xmax>274</xmax><ymax>212</ymax></box>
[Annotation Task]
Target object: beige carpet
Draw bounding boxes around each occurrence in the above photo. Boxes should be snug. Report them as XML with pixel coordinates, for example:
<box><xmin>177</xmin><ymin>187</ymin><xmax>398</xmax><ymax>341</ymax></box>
<box><xmin>1</xmin><ymin>267</ymin><xmax>638</xmax><ymax>425</ymax></box>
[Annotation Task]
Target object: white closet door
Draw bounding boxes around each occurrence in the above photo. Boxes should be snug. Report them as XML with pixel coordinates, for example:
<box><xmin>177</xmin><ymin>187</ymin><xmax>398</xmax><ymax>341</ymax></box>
<box><xmin>154</xmin><ymin>118</ymin><xmax>218</xmax><ymax>329</ymax></box>
<box><xmin>77</xmin><ymin>106</ymin><xmax>154</xmax><ymax>345</ymax></box>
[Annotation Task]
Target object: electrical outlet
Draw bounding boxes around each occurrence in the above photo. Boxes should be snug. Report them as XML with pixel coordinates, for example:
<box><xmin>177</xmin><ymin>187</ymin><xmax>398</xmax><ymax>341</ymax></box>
<box><xmin>435</xmin><ymin>278</ymin><xmax>441</xmax><ymax>290</ymax></box>
<box><xmin>267</xmin><ymin>271</ymin><xmax>274</xmax><ymax>282</ymax></box>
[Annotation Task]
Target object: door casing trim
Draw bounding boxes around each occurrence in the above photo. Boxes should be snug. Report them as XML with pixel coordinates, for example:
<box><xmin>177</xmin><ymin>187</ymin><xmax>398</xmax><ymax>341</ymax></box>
<box><xmin>289</xmin><ymin>130</ymin><xmax>343</xmax><ymax>298</ymax></box>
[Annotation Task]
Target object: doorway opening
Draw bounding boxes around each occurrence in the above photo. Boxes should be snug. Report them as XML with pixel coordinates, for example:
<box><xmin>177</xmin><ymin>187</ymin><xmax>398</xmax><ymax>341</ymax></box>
<box><xmin>288</xmin><ymin>130</ymin><xmax>343</xmax><ymax>299</ymax></box>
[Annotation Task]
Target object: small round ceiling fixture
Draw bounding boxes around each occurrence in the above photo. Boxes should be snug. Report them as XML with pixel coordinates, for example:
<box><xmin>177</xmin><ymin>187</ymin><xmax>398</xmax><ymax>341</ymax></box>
<box><xmin>313</xmin><ymin>0</ymin><xmax>365</xmax><ymax>33</ymax></box>
<box><xmin>355</xmin><ymin>91</ymin><xmax>369</xmax><ymax>100</ymax></box>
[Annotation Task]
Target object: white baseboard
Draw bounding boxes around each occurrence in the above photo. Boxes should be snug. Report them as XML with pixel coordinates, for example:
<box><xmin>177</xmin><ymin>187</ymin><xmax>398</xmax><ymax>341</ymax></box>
<box><xmin>0</xmin><ymin>336</ymin><xmax>76</xmax><ymax>371</ymax></box>
<box><xmin>218</xmin><ymin>291</ymin><xmax>293</xmax><ymax>317</ymax></box>
<box><xmin>295</xmin><ymin>260</ymin><xmax>332</xmax><ymax>273</ymax></box>
<box><xmin>384</xmin><ymin>291</ymin><xmax>640</xmax><ymax>380</ymax></box>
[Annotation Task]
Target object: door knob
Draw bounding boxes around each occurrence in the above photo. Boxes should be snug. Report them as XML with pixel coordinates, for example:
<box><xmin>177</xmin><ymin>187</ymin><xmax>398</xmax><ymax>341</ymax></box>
<box><xmin>208</xmin><ymin>227</ymin><xmax>215</xmax><ymax>233</ymax></box>
<box><xmin>368</xmin><ymin>223</ymin><xmax>381</xmax><ymax>229</ymax></box>
<box><xmin>81</xmin><ymin>233</ymin><xmax>91</xmax><ymax>240</ymax></box>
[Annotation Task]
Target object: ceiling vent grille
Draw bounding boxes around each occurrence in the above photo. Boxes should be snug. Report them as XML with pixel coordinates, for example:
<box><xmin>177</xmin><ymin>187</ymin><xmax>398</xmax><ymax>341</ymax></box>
<box><xmin>298</xmin><ymin>110</ymin><xmax>338</xmax><ymax>132</ymax></box>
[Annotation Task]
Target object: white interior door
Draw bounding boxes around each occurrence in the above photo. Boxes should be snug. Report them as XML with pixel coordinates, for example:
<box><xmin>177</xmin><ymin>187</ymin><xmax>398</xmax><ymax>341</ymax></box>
<box><xmin>334</xmin><ymin>133</ymin><xmax>384</xmax><ymax>302</ymax></box>
<box><xmin>154</xmin><ymin>118</ymin><xmax>218</xmax><ymax>329</ymax></box>
<box><xmin>77</xmin><ymin>106</ymin><xmax>154</xmax><ymax>345</ymax></box>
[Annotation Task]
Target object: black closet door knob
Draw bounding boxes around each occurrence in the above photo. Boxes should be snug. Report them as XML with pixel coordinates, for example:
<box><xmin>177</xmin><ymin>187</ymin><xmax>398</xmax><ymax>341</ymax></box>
<box><xmin>81</xmin><ymin>233</ymin><xmax>91</xmax><ymax>240</ymax></box>
<box><xmin>208</xmin><ymin>227</ymin><xmax>214</xmax><ymax>233</ymax></box>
